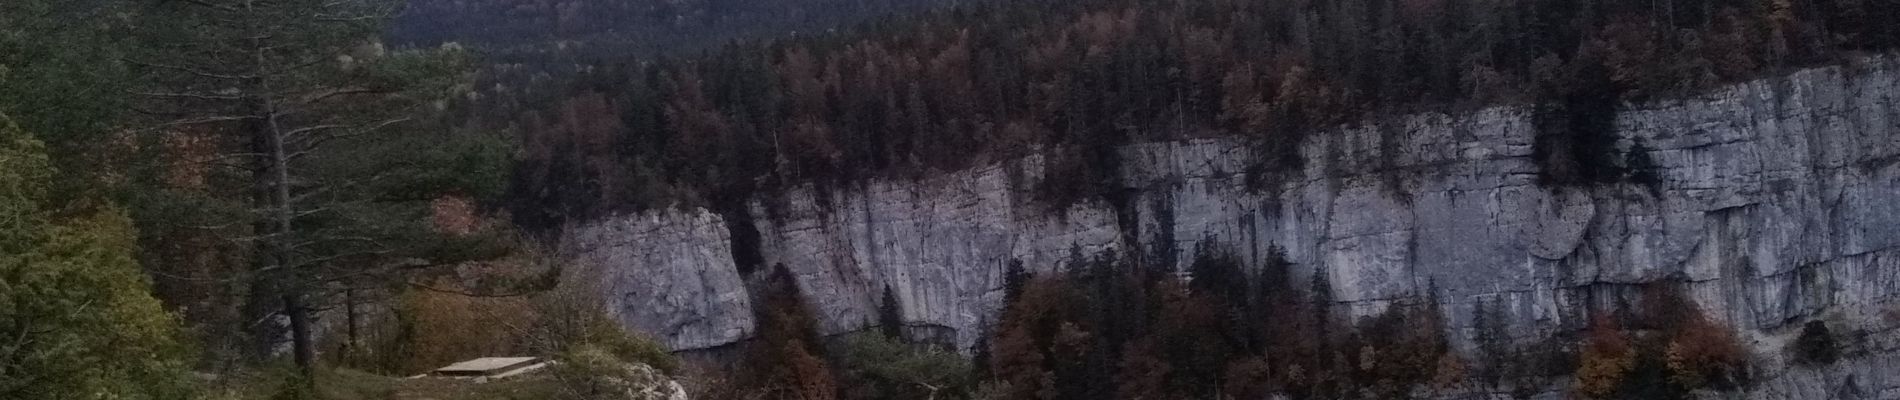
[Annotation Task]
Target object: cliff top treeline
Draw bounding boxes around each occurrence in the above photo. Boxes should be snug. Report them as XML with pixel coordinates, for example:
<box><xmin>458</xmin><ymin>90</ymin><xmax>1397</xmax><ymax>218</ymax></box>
<box><xmin>500</xmin><ymin>0</ymin><xmax>1899</xmax><ymax>231</ymax></box>
<box><xmin>389</xmin><ymin>0</ymin><xmax>957</xmax><ymax>62</ymax></box>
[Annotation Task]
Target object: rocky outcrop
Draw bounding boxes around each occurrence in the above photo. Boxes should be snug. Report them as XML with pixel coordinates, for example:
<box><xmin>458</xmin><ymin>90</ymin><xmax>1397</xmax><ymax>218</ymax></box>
<box><xmin>564</xmin><ymin>57</ymin><xmax>1900</xmax><ymax>394</ymax></box>
<box><xmin>564</xmin><ymin>210</ymin><xmax>753</xmax><ymax>351</ymax></box>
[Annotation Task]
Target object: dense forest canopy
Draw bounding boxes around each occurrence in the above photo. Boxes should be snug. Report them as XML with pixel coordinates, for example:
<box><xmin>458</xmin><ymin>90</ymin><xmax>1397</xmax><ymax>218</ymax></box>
<box><xmin>958</xmin><ymin>245</ymin><xmax>1755</xmax><ymax>400</ymax></box>
<box><xmin>389</xmin><ymin>0</ymin><xmax>961</xmax><ymax>62</ymax></box>
<box><xmin>494</xmin><ymin>0</ymin><xmax>1900</xmax><ymax>232</ymax></box>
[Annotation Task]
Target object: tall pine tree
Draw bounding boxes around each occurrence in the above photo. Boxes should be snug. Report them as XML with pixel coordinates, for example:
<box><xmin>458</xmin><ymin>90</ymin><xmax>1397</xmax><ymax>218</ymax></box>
<box><xmin>879</xmin><ymin>285</ymin><xmax>905</xmax><ymax>340</ymax></box>
<box><xmin>126</xmin><ymin>0</ymin><xmax>508</xmax><ymax>375</ymax></box>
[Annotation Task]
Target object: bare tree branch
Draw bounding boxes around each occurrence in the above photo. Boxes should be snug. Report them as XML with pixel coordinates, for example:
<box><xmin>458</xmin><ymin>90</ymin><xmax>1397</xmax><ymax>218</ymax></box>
<box><xmin>129</xmin><ymin>91</ymin><xmax>246</xmax><ymax>101</ymax></box>
<box><xmin>173</xmin><ymin>0</ymin><xmax>239</xmax><ymax>12</ymax></box>
<box><xmin>287</xmin><ymin>170</ymin><xmax>402</xmax><ymax>204</ymax></box>
<box><xmin>282</xmin><ymin>124</ymin><xmax>350</xmax><ymax>139</ymax></box>
<box><xmin>405</xmin><ymin>282</ymin><xmax>543</xmax><ymax>298</ymax></box>
<box><xmin>286</xmin><ymin>235</ymin><xmax>380</xmax><ymax>251</ymax></box>
<box><xmin>292</xmin><ymin>117</ymin><xmax>412</xmax><ymax>150</ymax></box>
<box><xmin>155</xmin><ymin>115</ymin><xmax>266</xmax><ymax>128</ymax></box>
<box><xmin>186</xmin><ymin>152</ymin><xmax>270</xmax><ymax>164</ymax></box>
<box><xmin>297</xmin><ymin>88</ymin><xmax>394</xmax><ymax>106</ymax></box>
<box><xmin>313</xmin><ymin>15</ymin><xmax>384</xmax><ymax>23</ymax></box>
<box><xmin>124</xmin><ymin>59</ymin><xmax>252</xmax><ymax>81</ymax></box>
<box><xmin>196</xmin><ymin>160</ymin><xmax>267</xmax><ymax>173</ymax></box>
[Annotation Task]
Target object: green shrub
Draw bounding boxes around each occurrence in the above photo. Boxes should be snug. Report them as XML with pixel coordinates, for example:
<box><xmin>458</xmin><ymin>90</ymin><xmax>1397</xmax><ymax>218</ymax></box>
<box><xmin>0</xmin><ymin>114</ymin><xmax>195</xmax><ymax>400</ymax></box>
<box><xmin>835</xmin><ymin>332</ymin><xmax>973</xmax><ymax>400</ymax></box>
<box><xmin>528</xmin><ymin>275</ymin><xmax>680</xmax><ymax>375</ymax></box>
<box><xmin>583</xmin><ymin>319</ymin><xmax>681</xmax><ymax>375</ymax></box>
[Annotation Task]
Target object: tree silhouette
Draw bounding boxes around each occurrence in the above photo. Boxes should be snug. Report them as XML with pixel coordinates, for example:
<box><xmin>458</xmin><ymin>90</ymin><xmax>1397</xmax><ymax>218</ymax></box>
<box><xmin>880</xmin><ymin>285</ymin><xmax>906</xmax><ymax>340</ymax></box>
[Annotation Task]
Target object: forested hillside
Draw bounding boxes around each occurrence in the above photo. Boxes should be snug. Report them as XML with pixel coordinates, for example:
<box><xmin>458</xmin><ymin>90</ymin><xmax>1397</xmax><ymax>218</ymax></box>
<box><xmin>485</xmin><ymin>1</ymin><xmax>1898</xmax><ymax>397</ymax></box>
<box><xmin>389</xmin><ymin>0</ymin><xmax>960</xmax><ymax>62</ymax></box>
<box><xmin>4</xmin><ymin>0</ymin><xmax>1899</xmax><ymax>398</ymax></box>
<box><xmin>495</xmin><ymin>0</ymin><xmax>1900</xmax><ymax>232</ymax></box>
<box><xmin>1</xmin><ymin>0</ymin><xmax>548</xmax><ymax>396</ymax></box>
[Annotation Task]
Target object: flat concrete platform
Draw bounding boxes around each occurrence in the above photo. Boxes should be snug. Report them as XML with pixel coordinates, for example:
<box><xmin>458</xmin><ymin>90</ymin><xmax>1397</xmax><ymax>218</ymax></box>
<box><xmin>431</xmin><ymin>357</ymin><xmax>544</xmax><ymax>378</ymax></box>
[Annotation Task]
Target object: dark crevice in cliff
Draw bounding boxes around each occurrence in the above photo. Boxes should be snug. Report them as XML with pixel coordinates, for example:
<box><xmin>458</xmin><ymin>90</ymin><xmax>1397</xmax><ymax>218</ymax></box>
<box><xmin>1531</xmin><ymin>54</ymin><xmax>1665</xmax><ymax>190</ymax></box>
<box><xmin>1144</xmin><ymin>191</ymin><xmax>1178</xmax><ymax>269</ymax></box>
<box><xmin>1377</xmin><ymin>117</ymin><xmax>1416</xmax><ymax>204</ymax></box>
<box><xmin>1105</xmin><ymin>184</ymin><xmax>1142</xmax><ymax>260</ymax></box>
<box><xmin>1241</xmin><ymin>131</ymin><xmax>1311</xmax><ymax>193</ymax></box>
<box><xmin>1532</xmin><ymin>57</ymin><xmax>1628</xmax><ymax>187</ymax></box>
<box><xmin>1035</xmin><ymin>128</ymin><xmax>1133</xmax><ymax>214</ymax></box>
<box><xmin>718</xmin><ymin>204</ymin><xmax>766</xmax><ymax>276</ymax></box>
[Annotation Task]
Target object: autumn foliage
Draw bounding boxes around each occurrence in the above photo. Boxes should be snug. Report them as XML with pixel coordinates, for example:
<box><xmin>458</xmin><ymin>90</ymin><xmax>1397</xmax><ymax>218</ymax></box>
<box><xmin>495</xmin><ymin>0</ymin><xmax>1900</xmax><ymax>230</ymax></box>
<box><xmin>980</xmin><ymin>245</ymin><xmax>1457</xmax><ymax>400</ymax></box>
<box><xmin>1573</xmin><ymin>286</ymin><xmax>1751</xmax><ymax>400</ymax></box>
<box><xmin>740</xmin><ymin>264</ymin><xmax>838</xmax><ymax>400</ymax></box>
<box><xmin>1666</xmin><ymin>312</ymin><xmax>1746</xmax><ymax>390</ymax></box>
<box><xmin>365</xmin><ymin>261</ymin><xmax>677</xmax><ymax>376</ymax></box>
<box><xmin>386</xmin><ymin>289</ymin><xmax>538</xmax><ymax>373</ymax></box>
<box><xmin>1575</xmin><ymin>315</ymin><xmax>1636</xmax><ymax>399</ymax></box>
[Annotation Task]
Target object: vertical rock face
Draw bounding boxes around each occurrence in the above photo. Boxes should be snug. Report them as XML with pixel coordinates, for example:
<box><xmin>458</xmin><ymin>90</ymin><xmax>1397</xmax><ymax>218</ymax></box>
<box><xmin>562</xmin><ymin>58</ymin><xmax>1900</xmax><ymax>394</ymax></box>
<box><xmin>744</xmin><ymin>158</ymin><xmax>1125</xmax><ymax>348</ymax></box>
<box><xmin>563</xmin><ymin>210</ymin><xmax>753</xmax><ymax>351</ymax></box>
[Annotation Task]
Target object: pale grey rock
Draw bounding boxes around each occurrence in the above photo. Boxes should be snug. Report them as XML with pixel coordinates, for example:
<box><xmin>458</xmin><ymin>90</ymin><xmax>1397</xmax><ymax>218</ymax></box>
<box><xmin>550</xmin><ymin>356</ymin><xmax>691</xmax><ymax>400</ymax></box>
<box><xmin>562</xmin><ymin>210</ymin><xmax>753</xmax><ymax>351</ymax></box>
<box><xmin>613</xmin><ymin>362</ymin><xmax>691</xmax><ymax>400</ymax></box>
<box><xmin>563</xmin><ymin>57</ymin><xmax>1900</xmax><ymax>398</ymax></box>
<box><xmin>747</xmin><ymin>157</ymin><xmax>1123</xmax><ymax>350</ymax></box>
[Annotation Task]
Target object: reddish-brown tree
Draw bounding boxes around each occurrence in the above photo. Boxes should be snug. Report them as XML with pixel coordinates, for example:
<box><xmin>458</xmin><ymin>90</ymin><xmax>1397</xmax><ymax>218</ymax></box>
<box><xmin>1575</xmin><ymin>314</ymin><xmax>1635</xmax><ymax>399</ymax></box>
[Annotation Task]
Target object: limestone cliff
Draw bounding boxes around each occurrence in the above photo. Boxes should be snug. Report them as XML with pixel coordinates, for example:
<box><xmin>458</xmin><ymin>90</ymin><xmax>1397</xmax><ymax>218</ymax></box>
<box><xmin>562</xmin><ymin>57</ymin><xmax>1900</xmax><ymax>397</ymax></box>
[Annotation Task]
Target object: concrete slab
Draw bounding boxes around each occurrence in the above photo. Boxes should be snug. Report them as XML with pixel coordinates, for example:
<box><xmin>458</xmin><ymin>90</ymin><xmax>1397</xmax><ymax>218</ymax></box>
<box><xmin>432</xmin><ymin>357</ymin><xmax>542</xmax><ymax>377</ymax></box>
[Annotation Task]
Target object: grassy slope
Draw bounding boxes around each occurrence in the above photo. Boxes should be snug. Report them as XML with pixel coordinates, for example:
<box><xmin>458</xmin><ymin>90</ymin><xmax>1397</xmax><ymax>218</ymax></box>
<box><xmin>203</xmin><ymin>368</ymin><xmax>568</xmax><ymax>400</ymax></box>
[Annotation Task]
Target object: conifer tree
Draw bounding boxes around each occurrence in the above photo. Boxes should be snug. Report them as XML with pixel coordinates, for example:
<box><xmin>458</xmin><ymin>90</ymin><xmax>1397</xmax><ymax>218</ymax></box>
<box><xmin>125</xmin><ymin>0</ymin><xmax>508</xmax><ymax>375</ymax></box>
<box><xmin>747</xmin><ymin>264</ymin><xmax>837</xmax><ymax>400</ymax></box>
<box><xmin>1003</xmin><ymin>259</ymin><xmax>1030</xmax><ymax>305</ymax></box>
<box><xmin>879</xmin><ymin>285</ymin><xmax>905</xmax><ymax>340</ymax></box>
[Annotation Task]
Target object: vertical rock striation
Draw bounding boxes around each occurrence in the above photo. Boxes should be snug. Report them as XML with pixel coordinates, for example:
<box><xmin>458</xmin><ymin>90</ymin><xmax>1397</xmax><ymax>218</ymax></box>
<box><xmin>563</xmin><ymin>58</ymin><xmax>1900</xmax><ymax>395</ymax></box>
<box><xmin>563</xmin><ymin>209</ymin><xmax>754</xmax><ymax>351</ymax></box>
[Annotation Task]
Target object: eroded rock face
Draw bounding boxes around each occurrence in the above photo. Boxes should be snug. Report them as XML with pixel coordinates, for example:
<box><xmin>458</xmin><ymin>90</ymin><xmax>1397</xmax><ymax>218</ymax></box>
<box><xmin>744</xmin><ymin>157</ymin><xmax>1125</xmax><ymax>350</ymax></box>
<box><xmin>563</xmin><ymin>210</ymin><xmax>753</xmax><ymax>351</ymax></box>
<box><xmin>563</xmin><ymin>58</ymin><xmax>1900</xmax><ymax>395</ymax></box>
